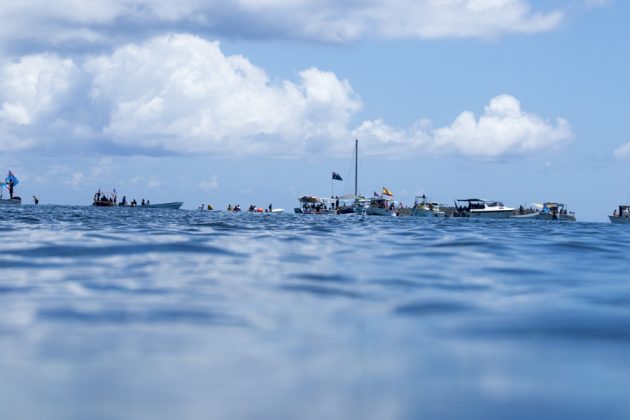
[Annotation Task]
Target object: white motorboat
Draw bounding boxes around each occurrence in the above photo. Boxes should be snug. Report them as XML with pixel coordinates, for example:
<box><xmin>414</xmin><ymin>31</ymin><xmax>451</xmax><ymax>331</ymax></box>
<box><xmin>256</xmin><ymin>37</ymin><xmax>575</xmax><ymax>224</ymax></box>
<box><xmin>410</xmin><ymin>195</ymin><xmax>446</xmax><ymax>218</ymax></box>
<box><xmin>455</xmin><ymin>199</ymin><xmax>514</xmax><ymax>219</ymax></box>
<box><xmin>610</xmin><ymin>205</ymin><xmax>630</xmax><ymax>224</ymax></box>
<box><xmin>365</xmin><ymin>197</ymin><xmax>397</xmax><ymax>216</ymax></box>
<box><xmin>512</xmin><ymin>202</ymin><xmax>576</xmax><ymax>221</ymax></box>
<box><xmin>294</xmin><ymin>196</ymin><xmax>336</xmax><ymax>214</ymax></box>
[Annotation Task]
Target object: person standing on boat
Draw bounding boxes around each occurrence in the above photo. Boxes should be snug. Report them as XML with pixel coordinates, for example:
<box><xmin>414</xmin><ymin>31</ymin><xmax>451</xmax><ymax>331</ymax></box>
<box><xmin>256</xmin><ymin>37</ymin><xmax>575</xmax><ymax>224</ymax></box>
<box><xmin>8</xmin><ymin>178</ymin><xmax>14</xmax><ymax>199</ymax></box>
<box><xmin>268</xmin><ymin>203</ymin><xmax>273</xmax><ymax>212</ymax></box>
<box><xmin>33</xmin><ymin>195</ymin><xmax>39</xmax><ymax>205</ymax></box>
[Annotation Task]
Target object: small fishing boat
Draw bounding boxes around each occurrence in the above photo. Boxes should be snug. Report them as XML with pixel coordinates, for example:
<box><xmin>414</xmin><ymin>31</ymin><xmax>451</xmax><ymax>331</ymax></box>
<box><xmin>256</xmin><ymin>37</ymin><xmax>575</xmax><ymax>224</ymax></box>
<box><xmin>454</xmin><ymin>199</ymin><xmax>514</xmax><ymax>219</ymax></box>
<box><xmin>1</xmin><ymin>170</ymin><xmax>21</xmax><ymax>205</ymax></box>
<box><xmin>92</xmin><ymin>190</ymin><xmax>117</xmax><ymax>207</ymax></box>
<box><xmin>0</xmin><ymin>197</ymin><xmax>20</xmax><ymax>205</ymax></box>
<box><xmin>410</xmin><ymin>195</ymin><xmax>446</xmax><ymax>218</ymax></box>
<box><xmin>610</xmin><ymin>205</ymin><xmax>630</xmax><ymax>224</ymax></box>
<box><xmin>144</xmin><ymin>202</ymin><xmax>183</xmax><ymax>209</ymax></box>
<box><xmin>512</xmin><ymin>202</ymin><xmax>576</xmax><ymax>221</ymax></box>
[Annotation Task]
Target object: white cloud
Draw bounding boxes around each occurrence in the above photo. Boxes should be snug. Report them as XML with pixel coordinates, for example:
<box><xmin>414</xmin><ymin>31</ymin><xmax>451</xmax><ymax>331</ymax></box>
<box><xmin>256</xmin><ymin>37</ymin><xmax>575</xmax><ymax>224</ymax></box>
<box><xmin>0</xmin><ymin>36</ymin><xmax>572</xmax><ymax>160</ymax></box>
<box><xmin>0</xmin><ymin>0</ymin><xmax>565</xmax><ymax>47</ymax></box>
<box><xmin>432</xmin><ymin>95</ymin><xmax>572</xmax><ymax>158</ymax></box>
<box><xmin>0</xmin><ymin>53</ymin><xmax>78</xmax><ymax>125</ymax></box>
<box><xmin>613</xmin><ymin>142</ymin><xmax>630</xmax><ymax>161</ymax></box>
<box><xmin>355</xmin><ymin>95</ymin><xmax>573</xmax><ymax>159</ymax></box>
<box><xmin>85</xmin><ymin>34</ymin><xmax>361</xmax><ymax>155</ymax></box>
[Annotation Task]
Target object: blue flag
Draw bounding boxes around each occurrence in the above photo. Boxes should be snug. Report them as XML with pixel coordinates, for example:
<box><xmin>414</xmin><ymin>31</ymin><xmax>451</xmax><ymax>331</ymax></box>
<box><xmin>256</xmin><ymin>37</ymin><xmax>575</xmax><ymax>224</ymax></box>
<box><xmin>332</xmin><ymin>172</ymin><xmax>343</xmax><ymax>181</ymax></box>
<box><xmin>5</xmin><ymin>170</ymin><xmax>19</xmax><ymax>187</ymax></box>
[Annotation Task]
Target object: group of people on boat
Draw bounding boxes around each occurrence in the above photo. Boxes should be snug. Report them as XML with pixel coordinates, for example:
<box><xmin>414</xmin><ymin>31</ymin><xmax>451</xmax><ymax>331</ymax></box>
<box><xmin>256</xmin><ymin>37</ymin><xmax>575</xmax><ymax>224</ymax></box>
<box><xmin>246</xmin><ymin>204</ymin><xmax>273</xmax><ymax>212</ymax></box>
<box><xmin>93</xmin><ymin>190</ymin><xmax>151</xmax><ymax>207</ymax></box>
<box><xmin>612</xmin><ymin>207</ymin><xmax>630</xmax><ymax>217</ymax></box>
<box><xmin>94</xmin><ymin>191</ymin><xmax>117</xmax><ymax>204</ymax></box>
<box><xmin>226</xmin><ymin>203</ymin><xmax>274</xmax><ymax>212</ymax></box>
<box><xmin>1</xmin><ymin>170</ymin><xmax>20</xmax><ymax>202</ymax></box>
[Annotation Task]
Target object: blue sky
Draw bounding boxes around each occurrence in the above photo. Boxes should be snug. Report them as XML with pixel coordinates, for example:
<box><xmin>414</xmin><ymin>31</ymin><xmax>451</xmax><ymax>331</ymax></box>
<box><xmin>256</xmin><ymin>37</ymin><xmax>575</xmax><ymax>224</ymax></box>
<box><xmin>0</xmin><ymin>0</ymin><xmax>628</xmax><ymax>221</ymax></box>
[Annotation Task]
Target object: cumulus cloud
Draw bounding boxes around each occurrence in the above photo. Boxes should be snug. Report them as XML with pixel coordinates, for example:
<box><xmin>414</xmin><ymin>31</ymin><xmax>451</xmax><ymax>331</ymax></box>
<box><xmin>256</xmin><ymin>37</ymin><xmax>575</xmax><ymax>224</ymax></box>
<box><xmin>431</xmin><ymin>95</ymin><xmax>572</xmax><ymax>158</ymax></box>
<box><xmin>0</xmin><ymin>0</ymin><xmax>564</xmax><ymax>48</ymax></box>
<box><xmin>84</xmin><ymin>34</ymin><xmax>361</xmax><ymax>155</ymax></box>
<box><xmin>355</xmin><ymin>95</ymin><xmax>573</xmax><ymax>159</ymax></box>
<box><xmin>0</xmin><ymin>35</ymin><xmax>572</xmax><ymax>160</ymax></box>
<box><xmin>0</xmin><ymin>53</ymin><xmax>78</xmax><ymax>126</ymax></box>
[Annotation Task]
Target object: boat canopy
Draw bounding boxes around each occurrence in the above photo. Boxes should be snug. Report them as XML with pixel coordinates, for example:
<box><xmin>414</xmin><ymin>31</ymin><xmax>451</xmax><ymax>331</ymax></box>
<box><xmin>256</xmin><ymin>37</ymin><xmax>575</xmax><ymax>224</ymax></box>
<box><xmin>298</xmin><ymin>195</ymin><xmax>321</xmax><ymax>203</ymax></box>
<box><xmin>457</xmin><ymin>198</ymin><xmax>484</xmax><ymax>203</ymax></box>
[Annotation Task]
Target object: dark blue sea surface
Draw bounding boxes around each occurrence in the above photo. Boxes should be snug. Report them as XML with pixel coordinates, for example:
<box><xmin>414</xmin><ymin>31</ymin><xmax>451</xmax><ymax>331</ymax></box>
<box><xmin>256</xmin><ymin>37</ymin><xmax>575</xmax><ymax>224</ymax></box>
<box><xmin>2</xmin><ymin>205</ymin><xmax>630</xmax><ymax>419</ymax></box>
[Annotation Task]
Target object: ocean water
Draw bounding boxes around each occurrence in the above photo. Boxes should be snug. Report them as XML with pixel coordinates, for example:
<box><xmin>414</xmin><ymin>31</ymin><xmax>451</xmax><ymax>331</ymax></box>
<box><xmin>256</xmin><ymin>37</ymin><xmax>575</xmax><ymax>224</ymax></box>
<box><xmin>2</xmin><ymin>205</ymin><xmax>630</xmax><ymax>420</ymax></box>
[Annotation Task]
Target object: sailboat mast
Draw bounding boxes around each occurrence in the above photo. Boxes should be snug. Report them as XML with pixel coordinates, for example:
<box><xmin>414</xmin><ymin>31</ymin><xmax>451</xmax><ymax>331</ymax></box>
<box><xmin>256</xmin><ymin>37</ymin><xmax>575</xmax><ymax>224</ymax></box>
<box><xmin>354</xmin><ymin>139</ymin><xmax>358</xmax><ymax>197</ymax></box>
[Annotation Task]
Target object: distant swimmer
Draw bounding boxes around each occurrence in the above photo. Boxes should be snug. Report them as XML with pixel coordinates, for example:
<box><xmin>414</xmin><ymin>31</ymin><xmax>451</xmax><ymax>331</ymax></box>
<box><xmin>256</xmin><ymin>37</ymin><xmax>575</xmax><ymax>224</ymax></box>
<box><xmin>33</xmin><ymin>195</ymin><xmax>39</xmax><ymax>205</ymax></box>
<box><xmin>227</xmin><ymin>204</ymin><xmax>233</xmax><ymax>211</ymax></box>
<box><xmin>207</xmin><ymin>204</ymin><xmax>213</xmax><ymax>211</ymax></box>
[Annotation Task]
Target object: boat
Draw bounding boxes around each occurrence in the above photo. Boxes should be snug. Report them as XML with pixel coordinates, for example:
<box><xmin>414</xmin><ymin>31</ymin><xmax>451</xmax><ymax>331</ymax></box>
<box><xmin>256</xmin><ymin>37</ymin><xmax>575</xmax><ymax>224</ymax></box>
<box><xmin>144</xmin><ymin>202</ymin><xmax>183</xmax><ymax>209</ymax></box>
<box><xmin>295</xmin><ymin>140</ymin><xmax>362</xmax><ymax>215</ymax></box>
<box><xmin>410</xmin><ymin>195</ymin><xmax>446</xmax><ymax>217</ymax></box>
<box><xmin>512</xmin><ymin>202</ymin><xmax>576</xmax><ymax>221</ymax></box>
<box><xmin>610</xmin><ymin>205</ymin><xmax>630</xmax><ymax>224</ymax></box>
<box><xmin>294</xmin><ymin>196</ymin><xmax>336</xmax><ymax>214</ymax></box>
<box><xmin>365</xmin><ymin>196</ymin><xmax>397</xmax><ymax>216</ymax></box>
<box><xmin>92</xmin><ymin>190</ymin><xmax>117</xmax><ymax>207</ymax></box>
<box><xmin>454</xmin><ymin>199</ymin><xmax>514</xmax><ymax>219</ymax></box>
<box><xmin>0</xmin><ymin>170</ymin><xmax>21</xmax><ymax>205</ymax></box>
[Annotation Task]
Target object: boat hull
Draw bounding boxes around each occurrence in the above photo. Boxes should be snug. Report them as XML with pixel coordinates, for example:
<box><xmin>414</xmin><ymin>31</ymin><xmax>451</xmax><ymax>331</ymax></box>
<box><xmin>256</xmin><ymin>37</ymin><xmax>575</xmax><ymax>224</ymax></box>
<box><xmin>295</xmin><ymin>208</ymin><xmax>335</xmax><ymax>215</ymax></box>
<box><xmin>365</xmin><ymin>207</ymin><xmax>396</xmax><ymax>216</ymax></box>
<box><xmin>410</xmin><ymin>209</ymin><xmax>446</xmax><ymax>217</ymax></box>
<box><xmin>469</xmin><ymin>209</ymin><xmax>513</xmax><ymax>219</ymax></box>
<box><xmin>93</xmin><ymin>201</ymin><xmax>115</xmax><ymax>207</ymax></box>
<box><xmin>145</xmin><ymin>202</ymin><xmax>183</xmax><ymax>209</ymax></box>
<box><xmin>610</xmin><ymin>216</ymin><xmax>630</xmax><ymax>224</ymax></box>
<box><xmin>512</xmin><ymin>212</ymin><xmax>576</xmax><ymax>221</ymax></box>
<box><xmin>0</xmin><ymin>198</ymin><xmax>21</xmax><ymax>205</ymax></box>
